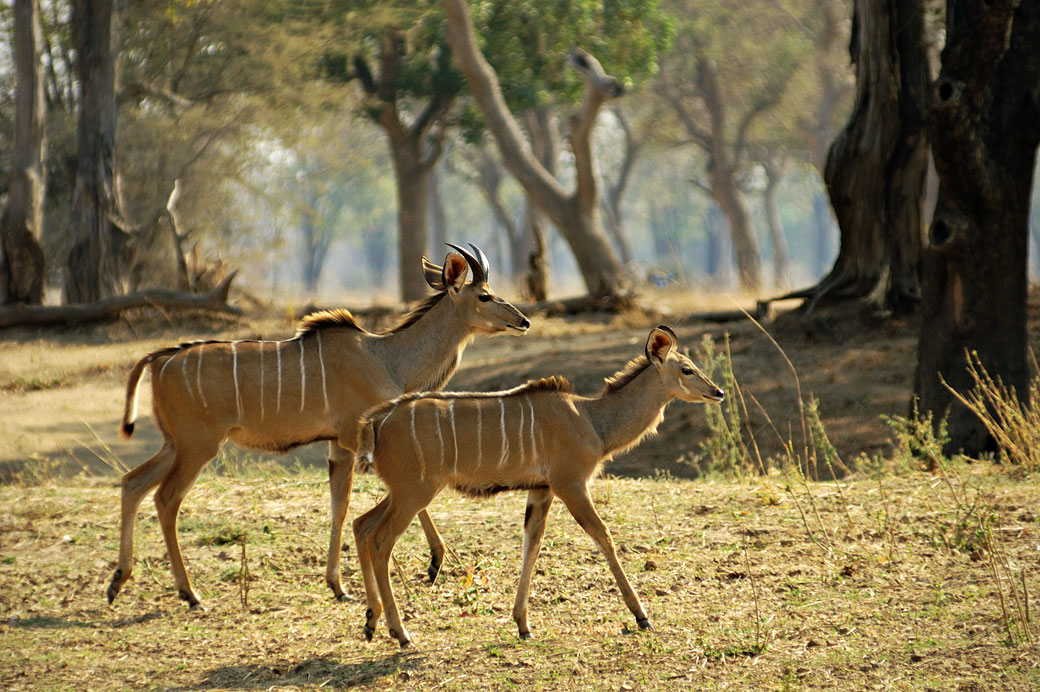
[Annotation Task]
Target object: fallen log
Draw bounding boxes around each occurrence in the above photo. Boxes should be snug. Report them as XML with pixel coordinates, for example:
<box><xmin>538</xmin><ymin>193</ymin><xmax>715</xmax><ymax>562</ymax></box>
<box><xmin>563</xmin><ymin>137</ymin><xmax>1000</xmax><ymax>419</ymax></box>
<box><xmin>0</xmin><ymin>272</ymin><xmax>239</xmax><ymax>328</ymax></box>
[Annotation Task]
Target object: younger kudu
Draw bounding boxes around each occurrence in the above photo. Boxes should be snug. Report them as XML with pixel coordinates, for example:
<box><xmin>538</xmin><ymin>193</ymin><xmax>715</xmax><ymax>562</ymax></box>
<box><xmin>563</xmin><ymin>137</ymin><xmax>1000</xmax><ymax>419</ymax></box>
<box><xmin>109</xmin><ymin>245</ymin><xmax>529</xmax><ymax>609</ymax></box>
<box><xmin>352</xmin><ymin>326</ymin><xmax>724</xmax><ymax>646</ymax></box>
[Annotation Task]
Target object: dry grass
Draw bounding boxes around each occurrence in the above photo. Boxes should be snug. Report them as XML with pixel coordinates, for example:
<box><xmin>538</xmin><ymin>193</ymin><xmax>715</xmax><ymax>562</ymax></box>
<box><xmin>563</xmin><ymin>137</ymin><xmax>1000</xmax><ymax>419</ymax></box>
<box><xmin>1</xmin><ymin>466</ymin><xmax>1038</xmax><ymax>691</ymax></box>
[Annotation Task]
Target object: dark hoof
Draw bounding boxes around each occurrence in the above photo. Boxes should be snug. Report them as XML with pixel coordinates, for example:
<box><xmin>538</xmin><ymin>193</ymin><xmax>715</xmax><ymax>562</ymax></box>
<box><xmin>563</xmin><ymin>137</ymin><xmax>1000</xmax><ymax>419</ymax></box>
<box><xmin>518</xmin><ymin>631</ymin><xmax>532</xmax><ymax>640</ymax></box>
<box><xmin>427</xmin><ymin>562</ymin><xmax>441</xmax><ymax>584</ymax></box>
<box><xmin>637</xmin><ymin>618</ymin><xmax>653</xmax><ymax>631</ymax></box>
<box><xmin>364</xmin><ymin>625</ymin><xmax>375</xmax><ymax>642</ymax></box>
<box><xmin>106</xmin><ymin>583</ymin><xmax>119</xmax><ymax>604</ymax></box>
<box><xmin>179</xmin><ymin>590</ymin><xmax>202</xmax><ymax>610</ymax></box>
<box><xmin>335</xmin><ymin>593</ymin><xmax>349</xmax><ymax>603</ymax></box>
<box><xmin>399</xmin><ymin>639</ymin><xmax>412</xmax><ymax>649</ymax></box>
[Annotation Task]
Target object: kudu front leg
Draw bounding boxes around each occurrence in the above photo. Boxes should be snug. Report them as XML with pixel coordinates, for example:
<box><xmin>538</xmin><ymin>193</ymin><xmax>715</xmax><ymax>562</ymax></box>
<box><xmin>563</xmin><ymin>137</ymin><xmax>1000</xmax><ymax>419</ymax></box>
<box><xmin>556</xmin><ymin>484</ymin><xmax>651</xmax><ymax>631</ymax></box>
<box><xmin>326</xmin><ymin>444</ymin><xmax>356</xmax><ymax>600</ymax></box>
<box><xmin>512</xmin><ymin>488</ymin><xmax>554</xmax><ymax>639</ymax></box>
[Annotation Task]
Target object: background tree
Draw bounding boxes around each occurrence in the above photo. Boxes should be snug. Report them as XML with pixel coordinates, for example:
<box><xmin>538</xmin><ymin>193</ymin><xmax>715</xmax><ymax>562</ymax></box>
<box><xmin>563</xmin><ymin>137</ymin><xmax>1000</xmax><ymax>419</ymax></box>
<box><xmin>63</xmin><ymin>0</ymin><xmax>129</xmax><ymax>303</ymax></box>
<box><xmin>789</xmin><ymin>0</ymin><xmax>930</xmax><ymax>313</ymax></box>
<box><xmin>0</xmin><ymin>0</ymin><xmax>46</xmax><ymax>305</ymax></box>
<box><xmin>443</xmin><ymin>0</ymin><xmax>670</xmax><ymax>300</ymax></box>
<box><xmin>656</xmin><ymin>0</ymin><xmax>809</xmax><ymax>293</ymax></box>
<box><xmin>914</xmin><ymin>0</ymin><xmax>1040</xmax><ymax>454</ymax></box>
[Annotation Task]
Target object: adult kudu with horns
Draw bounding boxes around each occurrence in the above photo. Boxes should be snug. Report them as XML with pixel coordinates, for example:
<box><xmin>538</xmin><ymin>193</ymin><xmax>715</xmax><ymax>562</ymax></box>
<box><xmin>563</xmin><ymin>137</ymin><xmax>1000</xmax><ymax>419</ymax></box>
<box><xmin>108</xmin><ymin>245</ymin><xmax>530</xmax><ymax>609</ymax></box>
<box><xmin>352</xmin><ymin>326</ymin><xmax>724</xmax><ymax>646</ymax></box>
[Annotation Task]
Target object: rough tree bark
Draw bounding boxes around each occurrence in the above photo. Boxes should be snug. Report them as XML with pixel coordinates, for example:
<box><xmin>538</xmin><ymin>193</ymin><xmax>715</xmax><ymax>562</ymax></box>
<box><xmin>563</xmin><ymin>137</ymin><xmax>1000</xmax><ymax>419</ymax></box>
<box><xmin>443</xmin><ymin>0</ymin><xmax>626</xmax><ymax>300</ymax></box>
<box><xmin>0</xmin><ymin>0</ymin><xmax>47</xmax><ymax>306</ymax></box>
<box><xmin>64</xmin><ymin>0</ymin><xmax>132</xmax><ymax>304</ymax></box>
<box><xmin>355</xmin><ymin>33</ymin><xmax>454</xmax><ymax>302</ymax></box>
<box><xmin>792</xmin><ymin>0</ymin><xmax>930</xmax><ymax>313</ymax></box>
<box><xmin>914</xmin><ymin>0</ymin><xmax>1040</xmax><ymax>455</ymax></box>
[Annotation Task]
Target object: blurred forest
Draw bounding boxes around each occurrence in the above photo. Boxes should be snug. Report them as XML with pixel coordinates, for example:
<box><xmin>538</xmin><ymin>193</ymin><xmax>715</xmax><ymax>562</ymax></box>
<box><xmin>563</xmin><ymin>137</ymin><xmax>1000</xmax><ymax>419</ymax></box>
<box><xmin>0</xmin><ymin>0</ymin><xmax>857</xmax><ymax>303</ymax></box>
<box><xmin>1</xmin><ymin>1</ymin><xmax>1037</xmax><ymax>303</ymax></box>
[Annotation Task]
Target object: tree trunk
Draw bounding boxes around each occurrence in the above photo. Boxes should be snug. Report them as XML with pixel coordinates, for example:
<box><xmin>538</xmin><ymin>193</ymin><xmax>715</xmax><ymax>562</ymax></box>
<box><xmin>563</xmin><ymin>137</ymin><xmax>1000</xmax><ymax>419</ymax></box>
<box><xmin>429</xmin><ymin>166</ymin><xmax>448</xmax><ymax>255</ymax></box>
<box><xmin>391</xmin><ymin>139</ymin><xmax>433</xmax><ymax>301</ymax></box>
<box><xmin>710</xmin><ymin>166</ymin><xmax>760</xmax><ymax>292</ymax></box>
<box><xmin>811</xmin><ymin>0</ymin><xmax>929</xmax><ymax>312</ymax></box>
<box><xmin>601</xmin><ymin>108</ymin><xmax>640</xmax><ymax>266</ymax></box>
<box><xmin>443</xmin><ymin>0</ymin><xmax>627</xmax><ymax>299</ymax></box>
<box><xmin>914</xmin><ymin>0</ymin><xmax>1040</xmax><ymax>455</ymax></box>
<box><xmin>63</xmin><ymin>0</ymin><xmax>130</xmax><ymax>304</ymax></box>
<box><xmin>0</xmin><ymin>0</ymin><xmax>46</xmax><ymax>306</ymax></box>
<box><xmin>762</xmin><ymin>159</ymin><xmax>791</xmax><ymax>288</ymax></box>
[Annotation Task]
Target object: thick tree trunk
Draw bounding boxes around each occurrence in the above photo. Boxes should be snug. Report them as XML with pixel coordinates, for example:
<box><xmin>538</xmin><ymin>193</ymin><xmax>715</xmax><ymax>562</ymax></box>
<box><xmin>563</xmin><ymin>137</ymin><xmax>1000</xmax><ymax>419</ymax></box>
<box><xmin>710</xmin><ymin>167</ymin><xmax>760</xmax><ymax>292</ymax></box>
<box><xmin>601</xmin><ymin>108</ymin><xmax>639</xmax><ymax>266</ymax></box>
<box><xmin>390</xmin><ymin>140</ymin><xmax>433</xmax><ymax>301</ymax></box>
<box><xmin>443</xmin><ymin>0</ymin><xmax>627</xmax><ymax>299</ymax></box>
<box><xmin>811</xmin><ymin>0</ymin><xmax>929</xmax><ymax>312</ymax></box>
<box><xmin>63</xmin><ymin>0</ymin><xmax>129</xmax><ymax>304</ymax></box>
<box><xmin>0</xmin><ymin>0</ymin><xmax>46</xmax><ymax>306</ymax></box>
<box><xmin>914</xmin><ymin>0</ymin><xmax>1040</xmax><ymax>455</ymax></box>
<box><xmin>762</xmin><ymin>160</ymin><xmax>791</xmax><ymax>288</ymax></box>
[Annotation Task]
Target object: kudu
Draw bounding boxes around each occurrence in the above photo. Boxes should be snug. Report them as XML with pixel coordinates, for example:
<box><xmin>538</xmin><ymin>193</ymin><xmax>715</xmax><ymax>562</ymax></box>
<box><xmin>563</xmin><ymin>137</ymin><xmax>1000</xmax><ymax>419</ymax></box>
<box><xmin>108</xmin><ymin>245</ymin><xmax>529</xmax><ymax>609</ymax></box>
<box><xmin>351</xmin><ymin>326</ymin><xmax>724</xmax><ymax>646</ymax></box>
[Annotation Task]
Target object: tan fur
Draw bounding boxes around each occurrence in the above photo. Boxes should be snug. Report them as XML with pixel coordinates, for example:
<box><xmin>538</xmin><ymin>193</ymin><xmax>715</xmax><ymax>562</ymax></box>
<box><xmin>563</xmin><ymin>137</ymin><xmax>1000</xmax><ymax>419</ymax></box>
<box><xmin>351</xmin><ymin>327</ymin><xmax>725</xmax><ymax>645</ymax></box>
<box><xmin>108</xmin><ymin>250</ymin><xmax>529</xmax><ymax>608</ymax></box>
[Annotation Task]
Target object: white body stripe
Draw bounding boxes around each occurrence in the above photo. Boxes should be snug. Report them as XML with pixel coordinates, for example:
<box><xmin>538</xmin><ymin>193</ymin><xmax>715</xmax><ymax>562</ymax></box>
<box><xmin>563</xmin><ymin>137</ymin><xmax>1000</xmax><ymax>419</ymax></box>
<box><xmin>276</xmin><ymin>341</ymin><xmax>283</xmax><ymax>412</ymax></box>
<box><xmin>181</xmin><ymin>350</ymin><xmax>197</xmax><ymax>407</ymax></box>
<box><xmin>410</xmin><ymin>404</ymin><xmax>427</xmax><ymax>480</ymax></box>
<box><xmin>258</xmin><ymin>342</ymin><xmax>265</xmax><ymax>420</ymax></box>
<box><xmin>449</xmin><ymin>400</ymin><xmax>459</xmax><ymax>476</ymax></box>
<box><xmin>517</xmin><ymin>398</ymin><xmax>526</xmax><ymax>466</ymax></box>
<box><xmin>159</xmin><ymin>351</ymin><xmax>175</xmax><ymax>382</ymax></box>
<box><xmin>196</xmin><ymin>346</ymin><xmax>208</xmax><ymax>408</ymax></box>
<box><xmin>434</xmin><ymin>406</ymin><xmax>445</xmax><ymax>471</ymax></box>
<box><xmin>231</xmin><ymin>342</ymin><xmax>242</xmax><ymax>419</ymax></box>
<box><xmin>316</xmin><ymin>332</ymin><xmax>329</xmax><ymax>412</ymax></box>
<box><xmin>377</xmin><ymin>405</ymin><xmax>397</xmax><ymax>436</ymax></box>
<box><xmin>298</xmin><ymin>339</ymin><xmax>307</xmax><ymax>412</ymax></box>
<box><xmin>498</xmin><ymin>399</ymin><xmax>509</xmax><ymax>468</ymax></box>
<box><xmin>526</xmin><ymin>398</ymin><xmax>537</xmax><ymax>462</ymax></box>
<box><xmin>475</xmin><ymin>400</ymin><xmax>483</xmax><ymax>465</ymax></box>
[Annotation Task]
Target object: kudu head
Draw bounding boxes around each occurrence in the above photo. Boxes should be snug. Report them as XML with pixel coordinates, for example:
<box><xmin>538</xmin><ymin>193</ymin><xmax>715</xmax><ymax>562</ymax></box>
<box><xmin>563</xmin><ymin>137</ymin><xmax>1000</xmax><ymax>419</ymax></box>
<box><xmin>645</xmin><ymin>326</ymin><xmax>725</xmax><ymax>404</ymax></box>
<box><xmin>422</xmin><ymin>243</ymin><xmax>530</xmax><ymax>335</ymax></box>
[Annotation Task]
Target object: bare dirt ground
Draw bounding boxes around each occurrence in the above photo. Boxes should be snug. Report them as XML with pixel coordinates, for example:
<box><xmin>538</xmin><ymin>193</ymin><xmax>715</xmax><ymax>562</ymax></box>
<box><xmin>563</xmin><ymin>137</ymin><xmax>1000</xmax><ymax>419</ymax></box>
<box><xmin>1</xmin><ymin>290</ymin><xmax>1039</xmax><ymax>690</ymax></box>
<box><xmin>0</xmin><ymin>292</ymin><xmax>921</xmax><ymax>481</ymax></box>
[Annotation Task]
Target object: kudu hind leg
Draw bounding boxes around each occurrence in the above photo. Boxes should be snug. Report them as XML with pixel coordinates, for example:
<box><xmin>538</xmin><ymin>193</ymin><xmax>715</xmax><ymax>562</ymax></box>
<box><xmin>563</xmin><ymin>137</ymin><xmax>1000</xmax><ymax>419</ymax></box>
<box><xmin>154</xmin><ymin>441</ymin><xmax>220</xmax><ymax>609</ymax></box>
<box><xmin>353</xmin><ymin>497</ymin><xmax>390</xmax><ymax>640</ymax></box>
<box><xmin>512</xmin><ymin>488</ymin><xmax>554</xmax><ymax>639</ymax></box>
<box><xmin>367</xmin><ymin>489</ymin><xmax>440</xmax><ymax>647</ymax></box>
<box><xmin>108</xmin><ymin>441</ymin><xmax>176</xmax><ymax>603</ymax></box>
<box><xmin>556</xmin><ymin>485</ymin><xmax>651</xmax><ymax>630</ymax></box>
<box><xmin>325</xmin><ymin>444</ymin><xmax>356</xmax><ymax>600</ymax></box>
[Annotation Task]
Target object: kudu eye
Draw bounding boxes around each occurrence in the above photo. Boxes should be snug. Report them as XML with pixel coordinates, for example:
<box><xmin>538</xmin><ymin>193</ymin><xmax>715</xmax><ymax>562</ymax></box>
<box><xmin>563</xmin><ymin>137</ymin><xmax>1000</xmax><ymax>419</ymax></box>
<box><xmin>681</xmin><ymin>366</ymin><xmax>694</xmax><ymax>376</ymax></box>
<box><xmin>478</xmin><ymin>293</ymin><xmax>492</xmax><ymax>302</ymax></box>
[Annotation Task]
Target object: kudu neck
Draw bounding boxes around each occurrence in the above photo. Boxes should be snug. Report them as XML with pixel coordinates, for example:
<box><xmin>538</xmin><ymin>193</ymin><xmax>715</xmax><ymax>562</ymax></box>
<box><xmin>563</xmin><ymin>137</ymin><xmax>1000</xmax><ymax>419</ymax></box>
<box><xmin>381</xmin><ymin>294</ymin><xmax>473</xmax><ymax>392</ymax></box>
<box><xmin>586</xmin><ymin>366</ymin><xmax>672</xmax><ymax>456</ymax></box>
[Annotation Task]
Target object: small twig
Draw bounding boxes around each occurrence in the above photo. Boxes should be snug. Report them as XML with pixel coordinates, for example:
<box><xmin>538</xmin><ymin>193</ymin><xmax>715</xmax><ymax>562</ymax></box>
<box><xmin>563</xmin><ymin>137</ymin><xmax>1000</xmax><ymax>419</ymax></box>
<box><xmin>742</xmin><ymin>531</ymin><xmax>763</xmax><ymax>650</ymax></box>
<box><xmin>239</xmin><ymin>537</ymin><xmax>250</xmax><ymax>611</ymax></box>
<box><xmin>392</xmin><ymin>555</ymin><xmax>414</xmax><ymax>598</ymax></box>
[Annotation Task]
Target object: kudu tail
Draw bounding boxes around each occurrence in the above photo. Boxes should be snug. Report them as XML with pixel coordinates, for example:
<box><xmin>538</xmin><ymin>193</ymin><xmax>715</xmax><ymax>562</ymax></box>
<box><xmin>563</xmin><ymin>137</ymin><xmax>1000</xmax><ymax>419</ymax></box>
<box><xmin>356</xmin><ymin>419</ymin><xmax>376</xmax><ymax>472</ymax></box>
<box><xmin>121</xmin><ymin>347</ymin><xmax>179</xmax><ymax>439</ymax></box>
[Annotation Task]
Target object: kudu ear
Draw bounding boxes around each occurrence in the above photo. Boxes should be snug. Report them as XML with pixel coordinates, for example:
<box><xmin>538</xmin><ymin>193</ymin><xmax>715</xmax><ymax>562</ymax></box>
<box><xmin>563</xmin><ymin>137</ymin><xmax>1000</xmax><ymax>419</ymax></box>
<box><xmin>442</xmin><ymin>252</ymin><xmax>469</xmax><ymax>295</ymax></box>
<box><xmin>422</xmin><ymin>257</ymin><xmax>445</xmax><ymax>290</ymax></box>
<box><xmin>646</xmin><ymin>325</ymin><xmax>678</xmax><ymax>364</ymax></box>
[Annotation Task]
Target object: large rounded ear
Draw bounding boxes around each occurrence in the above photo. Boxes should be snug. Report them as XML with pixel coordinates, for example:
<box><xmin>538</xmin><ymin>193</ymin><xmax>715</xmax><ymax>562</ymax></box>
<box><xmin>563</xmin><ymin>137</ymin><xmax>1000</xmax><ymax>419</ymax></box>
<box><xmin>422</xmin><ymin>257</ymin><xmax>445</xmax><ymax>290</ymax></box>
<box><xmin>645</xmin><ymin>325</ymin><xmax>677</xmax><ymax>364</ymax></box>
<box><xmin>442</xmin><ymin>252</ymin><xmax>469</xmax><ymax>295</ymax></box>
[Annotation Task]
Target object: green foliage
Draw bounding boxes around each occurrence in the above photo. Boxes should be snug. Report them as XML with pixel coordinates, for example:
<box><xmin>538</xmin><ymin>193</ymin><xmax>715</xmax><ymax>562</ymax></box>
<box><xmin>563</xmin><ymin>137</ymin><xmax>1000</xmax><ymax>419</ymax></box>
<box><xmin>692</xmin><ymin>333</ymin><xmax>753</xmax><ymax>477</ymax></box>
<box><xmin>882</xmin><ymin>401</ymin><xmax>953</xmax><ymax>473</ymax></box>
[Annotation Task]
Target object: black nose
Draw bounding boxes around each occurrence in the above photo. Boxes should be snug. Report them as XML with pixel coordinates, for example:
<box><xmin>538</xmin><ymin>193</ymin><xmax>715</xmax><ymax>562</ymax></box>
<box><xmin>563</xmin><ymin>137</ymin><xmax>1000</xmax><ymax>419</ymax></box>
<box><xmin>520</xmin><ymin>318</ymin><xmax>531</xmax><ymax>330</ymax></box>
<box><xmin>715</xmin><ymin>388</ymin><xmax>725</xmax><ymax>400</ymax></box>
